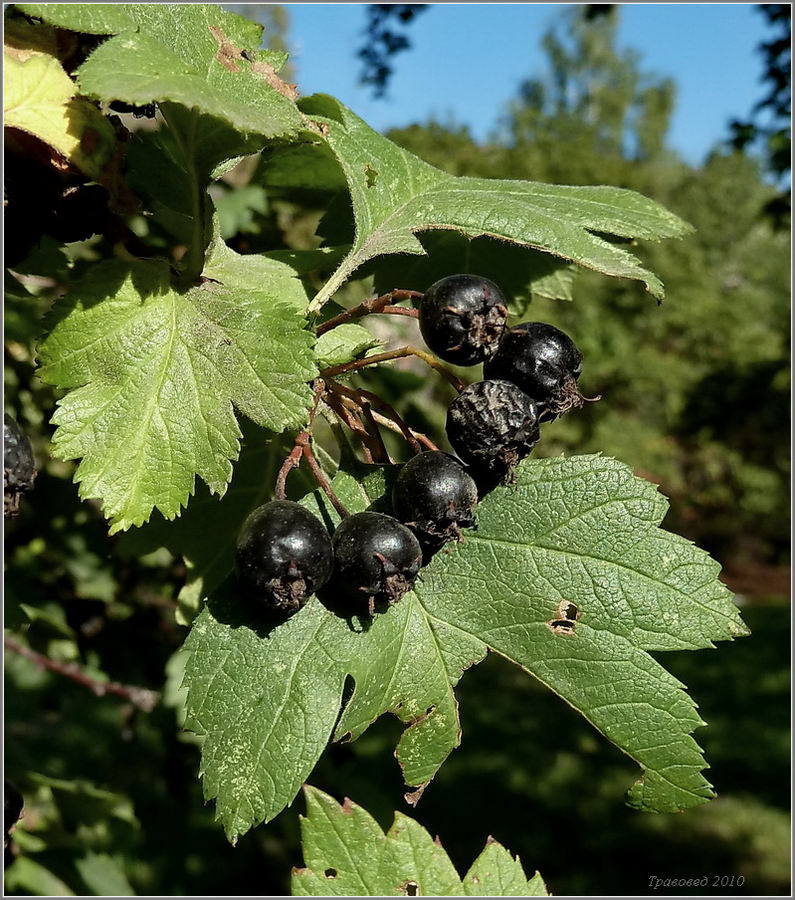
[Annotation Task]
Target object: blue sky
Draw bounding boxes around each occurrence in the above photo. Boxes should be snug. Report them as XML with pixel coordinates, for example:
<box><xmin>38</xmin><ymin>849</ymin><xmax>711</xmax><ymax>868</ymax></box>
<box><xmin>270</xmin><ymin>3</ymin><xmax>771</xmax><ymax>165</ymax></box>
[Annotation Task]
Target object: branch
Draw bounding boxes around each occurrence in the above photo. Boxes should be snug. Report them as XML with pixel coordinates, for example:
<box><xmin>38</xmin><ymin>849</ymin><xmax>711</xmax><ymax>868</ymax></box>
<box><xmin>336</xmin><ymin>394</ymin><xmax>438</xmax><ymax>452</ymax></box>
<box><xmin>4</xmin><ymin>636</ymin><xmax>159</xmax><ymax>712</ymax></box>
<box><xmin>301</xmin><ymin>436</ymin><xmax>350</xmax><ymax>518</ymax></box>
<box><xmin>315</xmin><ymin>289</ymin><xmax>422</xmax><ymax>336</ymax></box>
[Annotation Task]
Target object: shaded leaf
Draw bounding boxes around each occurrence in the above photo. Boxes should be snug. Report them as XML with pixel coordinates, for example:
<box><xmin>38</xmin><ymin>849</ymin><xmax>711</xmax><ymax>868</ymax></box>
<box><xmin>314</xmin><ymin>323</ymin><xmax>382</xmax><ymax>368</ymax></box>
<box><xmin>4</xmin><ymin>49</ymin><xmax>116</xmax><ymax>182</ymax></box>
<box><xmin>367</xmin><ymin>230</ymin><xmax>577</xmax><ymax>309</ymax></box>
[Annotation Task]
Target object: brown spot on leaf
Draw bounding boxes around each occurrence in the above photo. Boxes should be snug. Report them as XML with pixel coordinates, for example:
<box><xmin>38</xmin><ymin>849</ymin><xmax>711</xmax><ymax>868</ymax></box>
<box><xmin>404</xmin><ymin>784</ymin><xmax>427</xmax><ymax>806</ymax></box>
<box><xmin>248</xmin><ymin>55</ymin><xmax>299</xmax><ymax>100</ymax></box>
<box><xmin>209</xmin><ymin>26</ymin><xmax>240</xmax><ymax>72</ymax></box>
<box><xmin>341</xmin><ymin>797</ymin><xmax>354</xmax><ymax>815</ymax></box>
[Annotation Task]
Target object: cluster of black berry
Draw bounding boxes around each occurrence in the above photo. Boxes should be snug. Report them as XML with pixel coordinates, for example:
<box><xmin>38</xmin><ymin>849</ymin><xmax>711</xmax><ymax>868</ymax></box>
<box><xmin>236</xmin><ymin>274</ymin><xmax>586</xmax><ymax>621</ymax></box>
<box><xmin>235</xmin><ymin>449</ymin><xmax>477</xmax><ymax>618</ymax></box>
<box><xmin>423</xmin><ymin>274</ymin><xmax>585</xmax><ymax>484</ymax></box>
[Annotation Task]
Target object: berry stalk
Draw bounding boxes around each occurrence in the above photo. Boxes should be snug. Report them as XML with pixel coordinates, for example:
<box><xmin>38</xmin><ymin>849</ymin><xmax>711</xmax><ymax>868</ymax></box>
<box><xmin>326</xmin><ymin>379</ymin><xmax>423</xmax><ymax>455</ymax></box>
<box><xmin>321</xmin><ymin>345</ymin><xmax>466</xmax><ymax>393</ymax></box>
<box><xmin>315</xmin><ymin>289</ymin><xmax>422</xmax><ymax>336</ymax></box>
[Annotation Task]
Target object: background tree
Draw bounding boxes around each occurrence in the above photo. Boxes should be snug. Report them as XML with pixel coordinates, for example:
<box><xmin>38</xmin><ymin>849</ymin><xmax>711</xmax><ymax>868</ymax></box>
<box><xmin>729</xmin><ymin>3</ymin><xmax>791</xmax><ymax>225</ymax></box>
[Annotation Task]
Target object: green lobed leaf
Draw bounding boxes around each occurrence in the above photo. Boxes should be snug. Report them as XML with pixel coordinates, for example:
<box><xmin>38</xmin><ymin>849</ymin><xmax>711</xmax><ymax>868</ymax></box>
<box><xmin>20</xmin><ymin>3</ymin><xmax>309</xmax><ymax>160</ymax></box>
<box><xmin>300</xmin><ymin>95</ymin><xmax>691</xmax><ymax>312</ymax></box>
<box><xmin>463</xmin><ymin>842</ymin><xmax>548</xmax><ymax>897</ymax></box>
<box><xmin>202</xmin><ymin>219</ymin><xmax>310</xmax><ymax>307</ymax></box>
<box><xmin>36</xmin><ymin>259</ymin><xmax>316</xmax><ymax>532</ymax></box>
<box><xmin>291</xmin><ymin>786</ymin><xmax>547</xmax><ymax>896</ymax></box>
<box><xmin>181</xmin><ymin>454</ymin><xmax>747</xmax><ymax>841</ymax></box>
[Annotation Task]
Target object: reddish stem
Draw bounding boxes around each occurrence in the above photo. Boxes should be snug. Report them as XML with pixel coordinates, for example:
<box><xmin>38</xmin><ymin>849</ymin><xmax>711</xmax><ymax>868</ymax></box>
<box><xmin>301</xmin><ymin>437</ymin><xmax>349</xmax><ymax>518</ymax></box>
<box><xmin>4</xmin><ymin>636</ymin><xmax>159</xmax><ymax>712</ymax></box>
<box><xmin>327</xmin><ymin>379</ymin><xmax>422</xmax><ymax>455</ymax></box>
<box><xmin>315</xmin><ymin>289</ymin><xmax>422</xmax><ymax>336</ymax></box>
<box><xmin>274</xmin><ymin>379</ymin><xmax>326</xmax><ymax>500</ymax></box>
<box><xmin>324</xmin><ymin>392</ymin><xmax>377</xmax><ymax>464</ymax></box>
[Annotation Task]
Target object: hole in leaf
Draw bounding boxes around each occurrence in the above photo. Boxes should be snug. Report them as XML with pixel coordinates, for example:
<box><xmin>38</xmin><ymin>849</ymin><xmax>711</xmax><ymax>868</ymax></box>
<box><xmin>324</xmin><ymin>868</ymin><xmax>337</xmax><ymax>878</ymax></box>
<box><xmin>401</xmin><ymin>880</ymin><xmax>419</xmax><ymax>896</ymax></box>
<box><xmin>547</xmin><ymin>619</ymin><xmax>576</xmax><ymax>636</ymax></box>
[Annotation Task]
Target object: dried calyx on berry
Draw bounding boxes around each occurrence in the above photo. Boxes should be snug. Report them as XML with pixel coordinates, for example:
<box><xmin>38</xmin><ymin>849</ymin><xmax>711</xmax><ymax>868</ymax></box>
<box><xmin>446</xmin><ymin>380</ymin><xmax>540</xmax><ymax>484</ymax></box>
<box><xmin>235</xmin><ymin>500</ymin><xmax>333</xmax><ymax>616</ymax></box>
<box><xmin>419</xmin><ymin>274</ymin><xmax>508</xmax><ymax>365</ymax></box>
<box><xmin>4</xmin><ymin>414</ymin><xmax>36</xmax><ymax>518</ymax></box>
<box><xmin>484</xmin><ymin>322</ymin><xmax>585</xmax><ymax>419</ymax></box>
<box><xmin>331</xmin><ymin>511</ymin><xmax>422</xmax><ymax>614</ymax></box>
<box><xmin>392</xmin><ymin>451</ymin><xmax>478</xmax><ymax>547</ymax></box>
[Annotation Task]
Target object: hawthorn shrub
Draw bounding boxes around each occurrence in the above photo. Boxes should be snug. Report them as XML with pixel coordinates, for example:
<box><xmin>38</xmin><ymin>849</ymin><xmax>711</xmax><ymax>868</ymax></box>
<box><xmin>4</xmin><ymin>4</ymin><xmax>751</xmax><ymax>895</ymax></box>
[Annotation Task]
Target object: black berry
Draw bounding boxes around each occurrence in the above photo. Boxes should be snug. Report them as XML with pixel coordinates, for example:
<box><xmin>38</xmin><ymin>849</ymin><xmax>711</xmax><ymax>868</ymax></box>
<box><xmin>4</xmin><ymin>414</ymin><xmax>36</xmax><ymax>518</ymax></box>
<box><xmin>235</xmin><ymin>500</ymin><xmax>333</xmax><ymax>615</ymax></box>
<box><xmin>484</xmin><ymin>322</ymin><xmax>584</xmax><ymax>418</ymax></box>
<box><xmin>4</xmin><ymin>780</ymin><xmax>23</xmax><ymax>837</ymax></box>
<box><xmin>331</xmin><ymin>511</ymin><xmax>422</xmax><ymax>614</ymax></box>
<box><xmin>446</xmin><ymin>380</ymin><xmax>540</xmax><ymax>483</ymax></box>
<box><xmin>392</xmin><ymin>451</ymin><xmax>478</xmax><ymax>545</ymax></box>
<box><xmin>419</xmin><ymin>274</ymin><xmax>508</xmax><ymax>365</ymax></box>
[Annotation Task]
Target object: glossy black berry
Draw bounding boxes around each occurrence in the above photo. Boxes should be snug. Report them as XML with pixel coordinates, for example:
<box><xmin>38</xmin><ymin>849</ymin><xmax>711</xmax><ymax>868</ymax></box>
<box><xmin>484</xmin><ymin>322</ymin><xmax>584</xmax><ymax>417</ymax></box>
<box><xmin>4</xmin><ymin>780</ymin><xmax>23</xmax><ymax>836</ymax></box>
<box><xmin>419</xmin><ymin>274</ymin><xmax>508</xmax><ymax>366</ymax></box>
<box><xmin>4</xmin><ymin>414</ymin><xmax>36</xmax><ymax>518</ymax></box>
<box><xmin>235</xmin><ymin>500</ymin><xmax>333</xmax><ymax>615</ymax></box>
<box><xmin>331</xmin><ymin>511</ymin><xmax>422</xmax><ymax>613</ymax></box>
<box><xmin>392</xmin><ymin>451</ymin><xmax>478</xmax><ymax>545</ymax></box>
<box><xmin>446</xmin><ymin>380</ymin><xmax>540</xmax><ymax>483</ymax></box>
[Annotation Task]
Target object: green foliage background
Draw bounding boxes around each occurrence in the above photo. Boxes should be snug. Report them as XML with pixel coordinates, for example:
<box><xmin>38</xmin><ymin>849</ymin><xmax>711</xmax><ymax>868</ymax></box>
<box><xmin>4</xmin><ymin>4</ymin><xmax>789</xmax><ymax>897</ymax></box>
